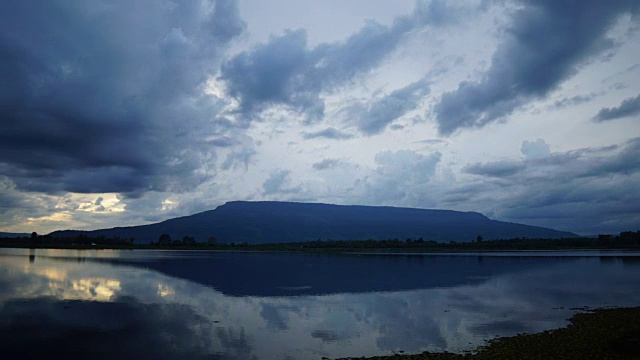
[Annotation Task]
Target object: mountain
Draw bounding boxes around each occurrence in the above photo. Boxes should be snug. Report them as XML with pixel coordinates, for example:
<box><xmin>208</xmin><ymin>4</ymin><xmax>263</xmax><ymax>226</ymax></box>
<box><xmin>49</xmin><ymin>201</ymin><xmax>578</xmax><ymax>244</ymax></box>
<box><xmin>0</xmin><ymin>232</ymin><xmax>30</xmax><ymax>238</ymax></box>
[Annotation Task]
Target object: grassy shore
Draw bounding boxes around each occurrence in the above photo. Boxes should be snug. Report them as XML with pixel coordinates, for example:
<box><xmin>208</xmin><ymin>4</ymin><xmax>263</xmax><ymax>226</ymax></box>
<box><xmin>339</xmin><ymin>307</ymin><xmax>640</xmax><ymax>360</ymax></box>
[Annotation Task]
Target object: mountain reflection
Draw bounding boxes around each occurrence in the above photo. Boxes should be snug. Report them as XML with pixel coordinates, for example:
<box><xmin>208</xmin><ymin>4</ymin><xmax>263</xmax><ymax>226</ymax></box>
<box><xmin>34</xmin><ymin>251</ymin><xmax>615</xmax><ymax>297</ymax></box>
<box><xmin>1</xmin><ymin>249</ymin><xmax>639</xmax><ymax>359</ymax></box>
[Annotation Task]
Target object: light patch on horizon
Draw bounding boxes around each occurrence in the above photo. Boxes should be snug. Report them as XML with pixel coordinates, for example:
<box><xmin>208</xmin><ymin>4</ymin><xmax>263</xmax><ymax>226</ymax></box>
<box><xmin>25</xmin><ymin>213</ymin><xmax>75</xmax><ymax>229</ymax></box>
<box><xmin>161</xmin><ymin>199</ymin><xmax>178</xmax><ymax>212</ymax></box>
<box><xmin>158</xmin><ymin>283</ymin><xmax>176</xmax><ymax>298</ymax></box>
<box><xmin>77</xmin><ymin>194</ymin><xmax>125</xmax><ymax>213</ymax></box>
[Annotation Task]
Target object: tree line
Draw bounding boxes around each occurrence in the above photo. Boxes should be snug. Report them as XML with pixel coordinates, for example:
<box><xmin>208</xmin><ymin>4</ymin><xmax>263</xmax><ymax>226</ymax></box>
<box><xmin>245</xmin><ymin>231</ymin><xmax>640</xmax><ymax>251</ymax></box>
<box><xmin>1</xmin><ymin>230</ymin><xmax>639</xmax><ymax>251</ymax></box>
<box><xmin>0</xmin><ymin>232</ymin><xmax>134</xmax><ymax>248</ymax></box>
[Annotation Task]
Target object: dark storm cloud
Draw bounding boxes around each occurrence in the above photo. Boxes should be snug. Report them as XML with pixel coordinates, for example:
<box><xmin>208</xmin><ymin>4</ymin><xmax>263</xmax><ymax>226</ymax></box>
<box><xmin>0</xmin><ymin>0</ymin><xmax>245</xmax><ymax>194</ymax></box>
<box><xmin>219</xmin><ymin>2</ymin><xmax>468</xmax><ymax>122</ymax></box>
<box><xmin>593</xmin><ymin>93</ymin><xmax>640</xmax><ymax>121</ymax></box>
<box><xmin>467</xmin><ymin>138</ymin><xmax>640</xmax><ymax>183</ymax></box>
<box><xmin>302</xmin><ymin>128</ymin><xmax>353</xmax><ymax>140</ymax></box>
<box><xmin>92</xmin><ymin>196</ymin><xmax>106</xmax><ymax>211</ymax></box>
<box><xmin>584</xmin><ymin>137</ymin><xmax>640</xmax><ymax>176</ymax></box>
<box><xmin>353</xmin><ymin>79</ymin><xmax>430</xmax><ymax>135</ymax></box>
<box><xmin>414</xmin><ymin>139</ymin><xmax>446</xmax><ymax>145</ymax></box>
<box><xmin>550</xmin><ymin>94</ymin><xmax>597</xmax><ymax>110</ymax></box>
<box><xmin>463</xmin><ymin>161</ymin><xmax>525</xmax><ymax>178</ymax></box>
<box><xmin>207</xmin><ymin>136</ymin><xmax>237</xmax><ymax>148</ymax></box>
<box><xmin>455</xmin><ymin>138</ymin><xmax>640</xmax><ymax>233</ymax></box>
<box><xmin>434</xmin><ymin>0</ymin><xmax>639</xmax><ymax>135</ymax></box>
<box><xmin>312</xmin><ymin>159</ymin><xmax>343</xmax><ymax>171</ymax></box>
<box><xmin>0</xmin><ymin>177</ymin><xmax>34</xmax><ymax>216</ymax></box>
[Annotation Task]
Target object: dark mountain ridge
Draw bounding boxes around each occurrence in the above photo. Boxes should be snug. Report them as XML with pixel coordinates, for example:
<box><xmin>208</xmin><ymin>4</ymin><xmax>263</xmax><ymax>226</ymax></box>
<box><xmin>49</xmin><ymin>201</ymin><xmax>578</xmax><ymax>244</ymax></box>
<box><xmin>0</xmin><ymin>232</ymin><xmax>30</xmax><ymax>238</ymax></box>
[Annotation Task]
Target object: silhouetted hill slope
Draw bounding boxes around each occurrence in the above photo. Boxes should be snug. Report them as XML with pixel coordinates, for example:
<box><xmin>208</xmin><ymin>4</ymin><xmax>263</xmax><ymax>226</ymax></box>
<box><xmin>49</xmin><ymin>201</ymin><xmax>578</xmax><ymax>244</ymax></box>
<box><xmin>0</xmin><ymin>232</ymin><xmax>30</xmax><ymax>238</ymax></box>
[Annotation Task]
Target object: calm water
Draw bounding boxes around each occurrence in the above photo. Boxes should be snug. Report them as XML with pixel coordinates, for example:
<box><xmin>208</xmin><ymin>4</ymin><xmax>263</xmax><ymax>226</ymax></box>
<box><xmin>1</xmin><ymin>248</ymin><xmax>640</xmax><ymax>359</ymax></box>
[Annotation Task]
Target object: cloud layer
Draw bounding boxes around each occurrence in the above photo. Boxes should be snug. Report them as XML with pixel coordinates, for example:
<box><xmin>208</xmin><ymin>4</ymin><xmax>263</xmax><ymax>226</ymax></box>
<box><xmin>594</xmin><ymin>93</ymin><xmax>640</xmax><ymax>121</ymax></box>
<box><xmin>0</xmin><ymin>0</ymin><xmax>245</xmax><ymax>194</ymax></box>
<box><xmin>0</xmin><ymin>0</ymin><xmax>638</xmax><ymax>235</ymax></box>
<box><xmin>456</xmin><ymin>138</ymin><xmax>640</xmax><ymax>233</ymax></box>
<box><xmin>218</xmin><ymin>2</ymin><xmax>460</xmax><ymax>123</ymax></box>
<box><xmin>434</xmin><ymin>0</ymin><xmax>638</xmax><ymax>134</ymax></box>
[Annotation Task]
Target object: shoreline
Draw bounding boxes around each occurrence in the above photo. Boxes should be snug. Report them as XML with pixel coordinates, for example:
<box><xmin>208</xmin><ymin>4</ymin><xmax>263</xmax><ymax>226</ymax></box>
<box><xmin>2</xmin><ymin>246</ymin><xmax>640</xmax><ymax>257</ymax></box>
<box><xmin>339</xmin><ymin>307</ymin><xmax>640</xmax><ymax>359</ymax></box>
<box><xmin>2</xmin><ymin>243</ymin><xmax>640</xmax><ymax>252</ymax></box>
<box><xmin>2</xmin><ymin>232</ymin><xmax>639</xmax><ymax>252</ymax></box>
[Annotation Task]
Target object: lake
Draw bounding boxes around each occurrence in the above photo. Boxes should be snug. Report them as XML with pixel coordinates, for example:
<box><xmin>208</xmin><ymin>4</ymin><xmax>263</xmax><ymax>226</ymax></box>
<box><xmin>1</xmin><ymin>248</ymin><xmax>639</xmax><ymax>359</ymax></box>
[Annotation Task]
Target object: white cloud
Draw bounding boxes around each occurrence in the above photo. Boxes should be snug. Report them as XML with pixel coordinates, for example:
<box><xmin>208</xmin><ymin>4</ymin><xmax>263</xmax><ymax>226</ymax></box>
<box><xmin>521</xmin><ymin>139</ymin><xmax>551</xmax><ymax>159</ymax></box>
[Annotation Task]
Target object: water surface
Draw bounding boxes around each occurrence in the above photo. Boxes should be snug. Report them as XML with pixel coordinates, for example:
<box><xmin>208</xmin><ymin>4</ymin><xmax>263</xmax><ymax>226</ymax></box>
<box><xmin>1</xmin><ymin>248</ymin><xmax>639</xmax><ymax>359</ymax></box>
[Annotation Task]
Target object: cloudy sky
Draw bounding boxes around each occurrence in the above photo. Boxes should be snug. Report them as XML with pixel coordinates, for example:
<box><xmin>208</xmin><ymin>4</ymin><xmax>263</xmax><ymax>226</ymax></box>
<box><xmin>1</xmin><ymin>0</ymin><xmax>639</xmax><ymax>236</ymax></box>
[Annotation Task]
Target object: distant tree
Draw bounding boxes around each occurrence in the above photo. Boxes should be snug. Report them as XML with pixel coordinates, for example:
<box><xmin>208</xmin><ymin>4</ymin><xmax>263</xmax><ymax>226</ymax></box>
<box><xmin>476</xmin><ymin>235</ymin><xmax>483</xmax><ymax>243</ymax></box>
<box><xmin>617</xmin><ymin>231</ymin><xmax>640</xmax><ymax>246</ymax></box>
<box><xmin>31</xmin><ymin>232</ymin><xmax>38</xmax><ymax>239</ymax></box>
<box><xmin>158</xmin><ymin>234</ymin><xmax>172</xmax><ymax>245</ymax></box>
<box><xmin>619</xmin><ymin>231</ymin><xmax>637</xmax><ymax>240</ymax></box>
<box><xmin>76</xmin><ymin>234</ymin><xmax>91</xmax><ymax>245</ymax></box>
<box><xmin>182</xmin><ymin>236</ymin><xmax>196</xmax><ymax>245</ymax></box>
<box><xmin>207</xmin><ymin>236</ymin><xmax>218</xmax><ymax>245</ymax></box>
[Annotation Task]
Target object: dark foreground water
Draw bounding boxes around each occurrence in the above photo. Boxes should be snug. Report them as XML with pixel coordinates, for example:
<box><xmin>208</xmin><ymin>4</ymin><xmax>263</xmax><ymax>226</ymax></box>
<box><xmin>1</xmin><ymin>249</ymin><xmax>639</xmax><ymax>359</ymax></box>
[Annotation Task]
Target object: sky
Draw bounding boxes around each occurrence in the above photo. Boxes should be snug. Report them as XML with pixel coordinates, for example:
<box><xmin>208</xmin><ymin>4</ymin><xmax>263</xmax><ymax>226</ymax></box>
<box><xmin>1</xmin><ymin>0</ymin><xmax>639</xmax><ymax>236</ymax></box>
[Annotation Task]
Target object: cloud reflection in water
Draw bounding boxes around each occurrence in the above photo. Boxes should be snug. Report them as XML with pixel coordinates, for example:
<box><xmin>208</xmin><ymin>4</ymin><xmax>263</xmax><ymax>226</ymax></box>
<box><xmin>0</xmin><ymin>249</ymin><xmax>639</xmax><ymax>359</ymax></box>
